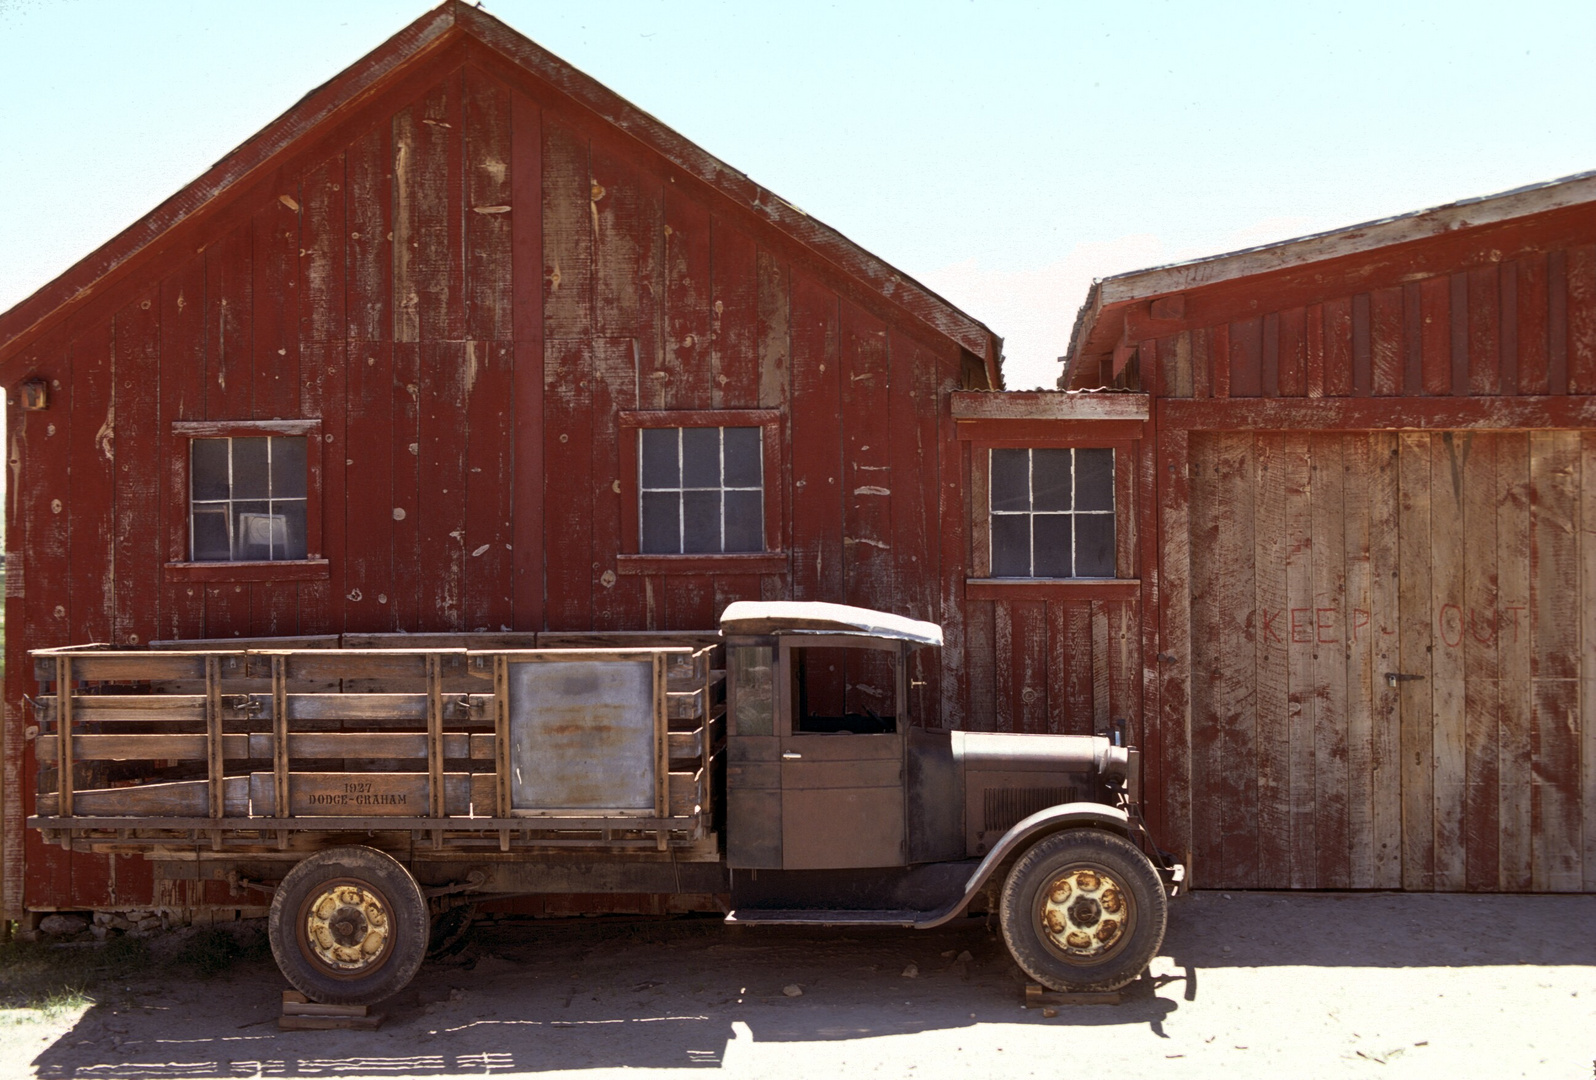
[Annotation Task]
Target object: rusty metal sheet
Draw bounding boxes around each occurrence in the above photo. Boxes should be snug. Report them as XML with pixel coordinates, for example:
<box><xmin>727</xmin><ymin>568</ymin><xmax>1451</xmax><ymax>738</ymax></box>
<box><xmin>507</xmin><ymin>659</ymin><xmax>656</xmax><ymax>812</ymax></box>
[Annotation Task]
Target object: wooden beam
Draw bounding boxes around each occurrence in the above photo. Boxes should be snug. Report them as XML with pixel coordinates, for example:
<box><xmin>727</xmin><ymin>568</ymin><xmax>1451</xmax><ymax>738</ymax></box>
<box><xmin>1159</xmin><ymin>395</ymin><xmax>1596</xmax><ymax>432</ymax></box>
<box><xmin>951</xmin><ymin>391</ymin><xmax>1149</xmax><ymax>422</ymax></box>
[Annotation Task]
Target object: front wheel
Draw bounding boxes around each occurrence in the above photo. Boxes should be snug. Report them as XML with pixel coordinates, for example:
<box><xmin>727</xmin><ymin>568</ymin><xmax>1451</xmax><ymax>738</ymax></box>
<box><xmin>268</xmin><ymin>846</ymin><xmax>429</xmax><ymax>1005</ymax></box>
<box><xmin>998</xmin><ymin>829</ymin><xmax>1166</xmax><ymax>992</ymax></box>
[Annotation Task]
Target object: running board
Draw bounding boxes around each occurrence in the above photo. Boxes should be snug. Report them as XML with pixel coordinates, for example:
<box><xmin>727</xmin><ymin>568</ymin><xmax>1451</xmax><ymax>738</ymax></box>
<box><xmin>724</xmin><ymin>909</ymin><xmax>928</xmax><ymax>928</ymax></box>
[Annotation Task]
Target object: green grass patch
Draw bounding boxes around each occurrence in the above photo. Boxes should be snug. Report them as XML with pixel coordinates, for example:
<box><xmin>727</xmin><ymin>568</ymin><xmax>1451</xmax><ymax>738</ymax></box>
<box><xmin>0</xmin><ymin>933</ymin><xmax>149</xmax><ymax>1012</ymax></box>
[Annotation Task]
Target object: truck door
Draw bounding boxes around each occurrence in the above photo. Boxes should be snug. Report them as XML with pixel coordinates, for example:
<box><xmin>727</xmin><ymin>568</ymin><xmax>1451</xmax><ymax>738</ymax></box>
<box><xmin>776</xmin><ymin>637</ymin><xmax>908</xmax><ymax>869</ymax></box>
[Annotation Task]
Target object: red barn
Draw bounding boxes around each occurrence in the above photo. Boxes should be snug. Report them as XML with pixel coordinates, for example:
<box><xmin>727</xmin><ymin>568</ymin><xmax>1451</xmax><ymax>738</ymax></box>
<box><xmin>1061</xmin><ymin>173</ymin><xmax>1596</xmax><ymax>892</ymax></box>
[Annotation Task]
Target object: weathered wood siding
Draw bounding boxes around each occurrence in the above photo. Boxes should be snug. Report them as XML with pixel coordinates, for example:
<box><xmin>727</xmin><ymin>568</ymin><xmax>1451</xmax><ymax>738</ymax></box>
<box><xmin>1147</xmin><ymin>239</ymin><xmax>1596</xmax><ymax>891</ymax></box>
<box><xmin>2</xmin><ymin>41</ymin><xmax>979</xmax><ymax>915</ymax></box>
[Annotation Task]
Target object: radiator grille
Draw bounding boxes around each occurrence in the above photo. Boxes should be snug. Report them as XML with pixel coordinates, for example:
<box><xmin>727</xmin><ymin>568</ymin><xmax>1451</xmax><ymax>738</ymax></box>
<box><xmin>983</xmin><ymin>786</ymin><xmax>1079</xmax><ymax>833</ymax></box>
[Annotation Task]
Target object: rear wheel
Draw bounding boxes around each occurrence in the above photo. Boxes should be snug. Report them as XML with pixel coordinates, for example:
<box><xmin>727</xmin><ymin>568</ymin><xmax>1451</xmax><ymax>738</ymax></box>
<box><xmin>998</xmin><ymin>829</ymin><xmax>1165</xmax><ymax>992</ymax></box>
<box><xmin>268</xmin><ymin>846</ymin><xmax>429</xmax><ymax>1005</ymax></box>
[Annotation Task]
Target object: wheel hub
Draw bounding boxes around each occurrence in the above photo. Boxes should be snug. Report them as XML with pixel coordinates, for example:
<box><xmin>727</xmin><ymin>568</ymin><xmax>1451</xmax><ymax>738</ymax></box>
<box><xmin>300</xmin><ymin>881</ymin><xmax>393</xmax><ymax>976</ymax></box>
<box><xmin>1038</xmin><ymin>867</ymin><xmax>1130</xmax><ymax>960</ymax></box>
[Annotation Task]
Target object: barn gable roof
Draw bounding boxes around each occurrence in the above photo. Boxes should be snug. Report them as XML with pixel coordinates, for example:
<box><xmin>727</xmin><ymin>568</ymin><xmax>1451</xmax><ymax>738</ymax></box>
<box><xmin>0</xmin><ymin>0</ymin><xmax>1002</xmax><ymax>386</ymax></box>
<box><xmin>1060</xmin><ymin>168</ymin><xmax>1596</xmax><ymax>390</ymax></box>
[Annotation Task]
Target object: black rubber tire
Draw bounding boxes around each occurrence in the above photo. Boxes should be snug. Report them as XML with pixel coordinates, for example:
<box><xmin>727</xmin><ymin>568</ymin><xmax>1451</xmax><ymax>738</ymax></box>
<box><xmin>268</xmin><ymin>846</ymin><xmax>429</xmax><ymax>1005</ymax></box>
<box><xmin>998</xmin><ymin>829</ymin><xmax>1166</xmax><ymax>992</ymax></box>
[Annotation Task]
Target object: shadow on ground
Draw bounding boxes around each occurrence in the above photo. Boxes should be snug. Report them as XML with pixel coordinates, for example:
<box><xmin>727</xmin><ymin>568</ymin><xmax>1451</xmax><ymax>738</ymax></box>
<box><xmin>26</xmin><ymin>891</ymin><xmax>1595</xmax><ymax>1077</ymax></box>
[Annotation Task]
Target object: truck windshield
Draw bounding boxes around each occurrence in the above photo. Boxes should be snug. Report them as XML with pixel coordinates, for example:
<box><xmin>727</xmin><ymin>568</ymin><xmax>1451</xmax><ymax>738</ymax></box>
<box><xmin>791</xmin><ymin>646</ymin><xmax>896</xmax><ymax>734</ymax></box>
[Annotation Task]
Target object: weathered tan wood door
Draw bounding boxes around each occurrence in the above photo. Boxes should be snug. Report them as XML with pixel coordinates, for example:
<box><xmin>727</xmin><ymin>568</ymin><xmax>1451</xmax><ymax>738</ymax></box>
<box><xmin>1183</xmin><ymin>429</ymin><xmax>1594</xmax><ymax>891</ymax></box>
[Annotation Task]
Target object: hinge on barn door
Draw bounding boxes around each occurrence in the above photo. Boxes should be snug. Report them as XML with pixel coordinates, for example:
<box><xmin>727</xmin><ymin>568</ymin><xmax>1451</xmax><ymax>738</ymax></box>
<box><xmin>1383</xmin><ymin>672</ymin><xmax>1425</xmax><ymax>688</ymax></box>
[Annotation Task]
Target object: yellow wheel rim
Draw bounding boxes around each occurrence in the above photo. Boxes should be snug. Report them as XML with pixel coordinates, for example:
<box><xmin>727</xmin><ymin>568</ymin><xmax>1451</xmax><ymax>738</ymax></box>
<box><xmin>297</xmin><ymin>879</ymin><xmax>395</xmax><ymax>978</ymax></box>
<box><xmin>1035</xmin><ymin>866</ymin><xmax>1134</xmax><ymax>963</ymax></box>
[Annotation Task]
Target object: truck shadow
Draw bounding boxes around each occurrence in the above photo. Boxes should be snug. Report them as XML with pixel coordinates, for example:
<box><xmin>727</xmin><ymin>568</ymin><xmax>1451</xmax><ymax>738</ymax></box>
<box><xmin>30</xmin><ymin>891</ymin><xmax>1593</xmax><ymax>1076</ymax></box>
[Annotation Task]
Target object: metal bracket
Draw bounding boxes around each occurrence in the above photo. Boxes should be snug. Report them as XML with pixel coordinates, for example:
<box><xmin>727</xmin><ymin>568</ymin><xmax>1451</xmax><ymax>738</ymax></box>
<box><xmin>423</xmin><ymin>869</ymin><xmax>487</xmax><ymax>899</ymax></box>
<box><xmin>1383</xmin><ymin>672</ymin><xmax>1426</xmax><ymax>688</ymax></box>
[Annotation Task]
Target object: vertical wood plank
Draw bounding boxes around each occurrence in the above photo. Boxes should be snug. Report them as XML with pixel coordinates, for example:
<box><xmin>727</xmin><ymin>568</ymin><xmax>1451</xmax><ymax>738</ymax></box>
<box><xmin>1351</xmin><ymin>292</ymin><xmax>1372</xmax><ymax>396</ymax></box>
<box><xmin>938</xmin><ymin>372</ymin><xmax>969</xmax><ymax>730</ymax></box>
<box><xmin>1277</xmin><ymin>308</ymin><xmax>1305</xmax><ymax>398</ymax></box>
<box><xmin>790</xmin><ymin>271</ymin><xmax>842</xmax><ymax>605</ymax></box>
<box><xmin>542</xmin><ymin>120</ymin><xmax>592</xmax><ymax>342</ymax></box>
<box><xmin>1283</xmin><ymin>431</ymin><xmax>1316</xmax><ymax>887</ymax></box>
<box><xmin>1419</xmin><ymin>276</ymin><xmax>1451</xmax><ymax>397</ymax></box>
<box><xmin>1448</xmin><ymin>273</ymin><xmax>1470</xmax><ymax>398</ymax></box>
<box><xmin>841</xmin><ymin>302</ymin><xmax>892</xmax><ymax>623</ymax></box>
<box><xmin>1210</xmin><ymin>324</ymin><xmax>1231</xmax><ymax>399</ymax></box>
<box><xmin>390</xmin><ymin>343</ymin><xmax>422</xmax><ymax>630</ymax></box>
<box><xmin>1368</xmin><ymin>432</ymin><xmax>1405</xmax><ymax>888</ymax></box>
<box><xmin>1253</xmin><ymin>434</ymin><xmax>1290</xmax><ymax>887</ymax></box>
<box><xmin>463</xmin><ymin>67</ymin><xmax>513</xmax><ymax>343</ymax></box>
<box><xmin>661</xmin><ymin>183</ymin><xmax>713</xmax><ymax>409</ymax></box>
<box><xmin>1499</xmin><ymin>261</ymin><xmax>1519</xmax><ymax>396</ymax></box>
<box><xmin>205</xmin><ymin>225</ymin><xmax>253</xmax><ymax>419</ymax></box>
<box><xmin>1496</xmin><ymin>432</ymin><xmax>1533</xmax><ymax>889</ymax></box>
<box><xmin>343</xmin><ymin>343</ymin><xmax>394</xmax><ymax>632</ymax></box>
<box><xmin>543</xmin><ymin>341</ymin><xmax>593</xmax><ymax>629</ymax></box>
<box><xmin>1529</xmin><ymin>430</ymin><xmax>1581</xmax><ymax>890</ymax></box>
<box><xmin>1228</xmin><ymin>317</ymin><xmax>1262</xmax><ymax>397</ymax></box>
<box><xmin>252</xmin><ymin>178</ymin><xmax>301</xmax><ymax>419</ymax></box>
<box><xmin>1430</xmin><ymin>432</ymin><xmax>1467</xmax><ymax>891</ymax></box>
<box><xmin>113</xmin><ymin>293</ymin><xmax>161</xmax><ymax>648</ymax></box>
<box><xmin>590</xmin><ymin>337</ymin><xmax>639</xmax><ymax>630</ymax></box>
<box><xmin>1186</xmin><ymin>435</ymin><xmax>1220</xmax><ymax>883</ymax></box>
<box><xmin>1515</xmin><ymin>253</ymin><xmax>1550</xmax><ymax>395</ymax></box>
<box><xmin>1311</xmin><ymin>434</ymin><xmax>1350</xmax><ymax>888</ymax></box>
<box><xmin>1323</xmin><ymin>296</ymin><xmax>1353</xmax><ymax>397</ymax></box>
<box><xmin>345</xmin><ymin>123</ymin><xmax>391</xmax><ymax>343</ymax></box>
<box><xmin>1090</xmin><ymin>599</ymin><xmax>1110</xmax><ymax>737</ymax></box>
<box><xmin>1567</xmin><ymin>244</ymin><xmax>1596</xmax><ymax>394</ymax></box>
<box><xmin>158</xmin><ymin>264</ymin><xmax>206</xmax><ymax>640</ymax></box>
<box><xmin>711</xmin><ymin>219</ymin><xmax>760</xmax><ymax>409</ymax></box>
<box><xmin>1403</xmin><ymin>282</ymin><xmax>1424</xmax><ymax>396</ymax></box>
<box><xmin>1371</xmin><ymin>286</ymin><xmax>1403</xmax><ymax>396</ymax></box>
<box><xmin>966</xmin><ymin>599</ymin><xmax>995</xmax><ymax>731</ymax></box>
<box><xmin>1157</xmin><ymin>428</ymin><xmax>1194</xmax><ymax>871</ymax></box>
<box><xmin>1260</xmin><ymin>313</ymin><xmax>1279</xmax><ymax>398</ymax></box>
<box><xmin>299</xmin><ymin>339</ymin><xmax>345</xmax><ymax>634</ymax></box>
<box><xmin>1398</xmin><ymin>432</ymin><xmax>1435</xmax><ymax>889</ymax></box>
<box><xmin>1063</xmin><ymin>602</ymin><xmax>1094</xmax><ymax>737</ymax></box>
<box><xmin>890</xmin><ymin>333</ymin><xmax>941</xmax><ymax>722</ymax></box>
<box><xmin>1304</xmin><ymin>303</ymin><xmax>1325</xmax><ymax>398</ymax></box>
<box><xmin>1191</xmin><ymin>327</ymin><xmax>1211</xmax><ymax>400</ymax></box>
<box><xmin>1215</xmin><ymin>434</ymin><xmax>1257</xmax><ymax>887</ymax></box>
<box><xmin>1343</xmin><ymin>434</ymin><xmax>1377</xmax><ymax>886</ymax></box>
<box><xmin>1467</xmin><ymin>265</ymin><xmax>1502</xmax><ymax>396</ymax></box>
<box><xmin>299</xmin><ymin>152</ymin><xmax>346</xmax><ymax>345</ymax></box>
<box><xmin>1462</xmin><ymin>434</ymin><xmax>1500</xmax><ymax>891</ymax></box>
<box><xmin>1548</xmin><ymin>250</ymin><xmax>1569</xmax><ymax>395</ymax></box>
<box><xmin>1582</xmin><ymin>432</ymin><xmax>1596</xmax><ymax>889</ymax></box>
<box><xmin>509</xmin><ymin>90</ymin><xmax>543</xmax><ymax>631</ymax></box>
<box><xmin>463</xmin><ymin>342</ymin><xmax>515</xmax><ymax>632</ymax></box>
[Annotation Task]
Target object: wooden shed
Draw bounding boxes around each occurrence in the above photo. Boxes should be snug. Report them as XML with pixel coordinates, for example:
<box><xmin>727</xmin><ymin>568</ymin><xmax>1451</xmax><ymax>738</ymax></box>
<box><xmin>0</xmin><ymin>1</ymin><xmax>1039</xmax><ymax>920</ymax></box>
<box><xmin>1061</xmin><ymin>173</ymin><xmax>1596</xmax><ymax>892</ymax></box>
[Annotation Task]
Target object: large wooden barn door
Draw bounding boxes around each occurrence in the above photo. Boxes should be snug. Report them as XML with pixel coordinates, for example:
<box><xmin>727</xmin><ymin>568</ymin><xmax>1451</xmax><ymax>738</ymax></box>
<box><xmin>1183</xmin><ymin>429</ymin><xmax>1594</xmax><ymax>891</ymax></box>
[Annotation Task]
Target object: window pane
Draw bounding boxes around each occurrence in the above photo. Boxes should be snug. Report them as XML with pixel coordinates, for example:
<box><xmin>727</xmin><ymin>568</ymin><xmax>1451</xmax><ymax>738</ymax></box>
<box><xmin>990</xmin><ymin>514</ymin><xmax>1031</xmax><ymax>576</ymax></box>
<box><xmin>270</xmin><ymin>436</ymin><xmax>307</xmax><ymax>499</ymax></box>
<box><xmin>682</xmin><ymin>489</ymin><xmax>722</xmax><ymax>552</ymax></box>
<box><xmin>990</xmin><ymin>449</ymin><xmax>1030</xmax><ymax>512</ymax></box>
<box><xmin>231</xmin><ymin>438</ymin><xmax>270</xmax><ymax>499</ymax></box>
<box><xmin>1031</xmin><ymin>448</ymin><xmax>1072</xmax><ymax>512</ymax></box>
<box><xmin>722</xmin><ymin>427</ymin><xmax>762</xmax><ymax>487</ymax></box>
<box><xmin>191</xmin><ymin>439</ymin><xmax>231</xmax><ymax>501</ymax></box>
<box><xmin>275</xmin><ymin>501</ymin><xmax>308</xmax><ymax>560</ymax></box>
<box><xmin>232</xmin><ymin>501</ymin><xmax>274</xmax><ymax>560</ymax></box>
<box><xmin>1076</xmin><ymin>448</ymin><xmax>1114</xmax><ymax>511</ymax></box>
<box><xmin>681</xmin><ymin>428</ymin><xmax>721</xmax><ymax>488</ymax></box>
<box><xmin>1033</xmin><ymin>515</ymin><xmax>1073</xmax><ymax>577</ymax></box>
<box><xmin>640</xmin><ymin>491</ymin><xmax>680</xmax><ymax>553</ymax></box>
<box><xmin>640</xmin><ymin>428</ymin><xmax>678</xmax><ymax>489</ymax></box>
<box><xmin>1075</xmin><ymin>514</ymin><xmax>1115</xmax><ymax>576</ymax></box>
<box><xmin>723</xmin><ymin>489</ymin><xmax>763</xmax><ymax>551</ymax></box>
<box><xmin>192</xmin><ymin>508</ymin><xmax>230</xmax><ymax>561</ymax></box>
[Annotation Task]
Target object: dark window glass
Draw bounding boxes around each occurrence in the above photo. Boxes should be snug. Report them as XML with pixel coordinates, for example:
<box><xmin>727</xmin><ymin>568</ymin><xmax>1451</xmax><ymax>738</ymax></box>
<box><xmin>723</xmin><ymin>427</ymin><xmax>762</xmax><ymax>487</ymax></box>
<box><xmin>682</xmin><ymin>490</ymin><xmax>722</xmax><ymax>553</ymax></box>
<box><xmin>989</xmin><ymin>448</ymin><xmax>1030</xmax><ymax>511</ymax></box>
<box><xmin>639</xmin><ymin>426</ymin><xmax>766</xmax><ymax>555</ymax></box>
<box><xmin>190</xmin><ymin>435</ymin><xmax>309</xmax><ymax>562</ymax></box>
<box><xmin>1076</xmin><ymin>448</ymin><xmax>1115</xmax><ymax>511</ymax></box>
<box><xmin>988</xmin><ymin>447</ymin><xmax>1115</xmax><ymax>578</ymax></box>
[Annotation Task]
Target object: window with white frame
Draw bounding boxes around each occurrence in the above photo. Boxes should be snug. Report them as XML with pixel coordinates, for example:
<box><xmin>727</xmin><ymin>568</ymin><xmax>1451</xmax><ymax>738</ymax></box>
<box><xmin>190</xmin><ymin>436</ymin><xmax>309</xmax><ymax>561</ymax></box>
<box><xmin>989</xmin><ymin>447</ymin><xmax>1114</xmax><ymax>577</ymax></box>
<box><xmin>639</xmin><ymin>427</ymin><xmax>764</xmax><ymax>553</ymax></box>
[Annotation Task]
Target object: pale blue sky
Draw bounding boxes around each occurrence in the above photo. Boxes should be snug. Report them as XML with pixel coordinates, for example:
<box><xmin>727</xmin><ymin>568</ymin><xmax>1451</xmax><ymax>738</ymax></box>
<box><xmin>2</xmin><ymin>0</ymin><xmax>1594</xmax><ymax>389</ymax></box>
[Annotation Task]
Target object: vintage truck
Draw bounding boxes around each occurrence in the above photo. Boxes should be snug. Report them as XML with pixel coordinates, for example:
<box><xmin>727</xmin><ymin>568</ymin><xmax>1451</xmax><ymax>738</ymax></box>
<box><xmin>28</xmin><ymin>600</ymin><xmax>1181</xmax><ymax>1004</ymax></box>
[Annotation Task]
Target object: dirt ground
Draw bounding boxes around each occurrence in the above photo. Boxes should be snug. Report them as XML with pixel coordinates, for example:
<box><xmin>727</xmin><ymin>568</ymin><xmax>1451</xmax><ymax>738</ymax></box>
<box><xmin>1</xmin><ymin>890</ymin><xmax>1591</xmax><ymax>1079</ymax></box>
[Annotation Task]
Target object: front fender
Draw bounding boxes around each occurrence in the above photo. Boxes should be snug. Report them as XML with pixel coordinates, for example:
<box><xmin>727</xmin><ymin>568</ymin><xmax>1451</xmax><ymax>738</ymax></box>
<box><xmin>912</xmin><ymin>803</ymin><xmax>1129</xmax><ymax>929</ymax></box>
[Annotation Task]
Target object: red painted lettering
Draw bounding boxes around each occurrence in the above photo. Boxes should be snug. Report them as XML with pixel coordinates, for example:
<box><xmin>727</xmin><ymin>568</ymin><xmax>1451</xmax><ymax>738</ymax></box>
<box><xmin>1468</xmin><ymin>608</ymin><xmax>1496</xmax><ymax>645</ymax></box>
<box><xmin>1505</xmin><ymin>605</ymin><xmax>1526</xmax><ymax>643</ymax></box>
<box><xmin>1315</xmin><ymin>607</ymin><xmax>1339</xmax><ymax>644</ymax></box>
<box><xmin>1438</xmin><ymin>603</ymin><xmax>1464</xmax><ymax>648</ymax></box>
<box><xmin>1350</xmin><ymin>609</ymin><xmax>1370</xmax><ymax>644</ymax></box>
<box><xmin>1259</xmin><ymin>607</ymin><xmax>1282</xmax><ymax>644</ymax></box>
<box><xmin>1289</xmin><ymin>608</ymin><xmax>1312</xmax><ymax>644</ymax></box>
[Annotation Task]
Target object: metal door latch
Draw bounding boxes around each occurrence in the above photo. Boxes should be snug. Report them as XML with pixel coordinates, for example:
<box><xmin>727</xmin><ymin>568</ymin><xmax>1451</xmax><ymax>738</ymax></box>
<box><xmin>781</xmin><ymin>752</ymin><xmax>802</xmax><ymax>761</ymax></box>
<box><xmin>1384</xmin><ymin>672</ymin><xmax>1425</xmax><ymax>688</ymax></box>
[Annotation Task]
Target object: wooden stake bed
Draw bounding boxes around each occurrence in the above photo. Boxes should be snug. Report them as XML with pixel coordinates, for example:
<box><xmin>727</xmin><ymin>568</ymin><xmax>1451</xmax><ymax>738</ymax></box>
<box><xmin>27</xmin><ymin>637</ymin><xmax>723</xmax><ymax>855</ymax></box>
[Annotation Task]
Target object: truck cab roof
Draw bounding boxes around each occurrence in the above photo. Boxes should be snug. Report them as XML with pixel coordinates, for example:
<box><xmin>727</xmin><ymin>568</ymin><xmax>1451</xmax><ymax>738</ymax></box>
<box><xmin>718</xmin><ymin>601</ymin><xmax>943</xmax><ymax>647</ymax></box>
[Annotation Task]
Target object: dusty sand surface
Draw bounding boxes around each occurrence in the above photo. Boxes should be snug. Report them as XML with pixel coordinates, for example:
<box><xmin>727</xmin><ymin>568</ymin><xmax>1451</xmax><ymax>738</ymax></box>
<box><xmin>3</xmin><ymin>891</ymin><xmax>1592</xmax><ymax>1079</ymax></box>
